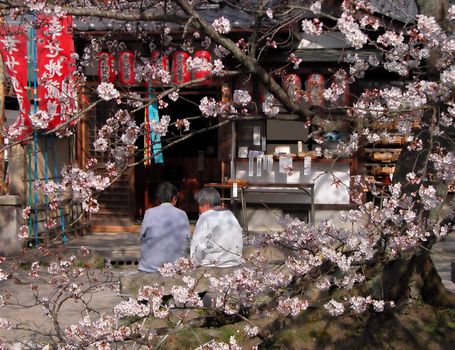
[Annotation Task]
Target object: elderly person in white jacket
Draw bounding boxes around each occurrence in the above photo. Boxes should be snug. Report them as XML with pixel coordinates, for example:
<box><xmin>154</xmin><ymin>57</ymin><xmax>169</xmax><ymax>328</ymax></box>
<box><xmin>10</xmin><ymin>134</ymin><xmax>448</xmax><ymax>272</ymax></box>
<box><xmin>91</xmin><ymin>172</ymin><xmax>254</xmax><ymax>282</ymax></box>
<box><xmin>190</xmin><ymin>187</ymin><xmax>243</xmax><ymax>268</ymax></box>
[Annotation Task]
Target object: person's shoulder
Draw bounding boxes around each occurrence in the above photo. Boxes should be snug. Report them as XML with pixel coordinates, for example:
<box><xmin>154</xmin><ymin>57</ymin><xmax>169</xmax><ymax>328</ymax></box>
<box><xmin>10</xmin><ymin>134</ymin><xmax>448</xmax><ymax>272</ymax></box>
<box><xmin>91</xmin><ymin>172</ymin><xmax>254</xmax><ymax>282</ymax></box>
<box><xmin>143</xmin><ymin>207</ymin><xmax>158</xmax><ymax>216</ymax></box>
<box><xmin>218</xmin><ymin>209</ymin><xmax>235</xmax><ymax>217</ymax></box>
<box><xmin>172</xmin><ymin>206</ymin><xmax>189</xmax><ymax>217</ymax></box>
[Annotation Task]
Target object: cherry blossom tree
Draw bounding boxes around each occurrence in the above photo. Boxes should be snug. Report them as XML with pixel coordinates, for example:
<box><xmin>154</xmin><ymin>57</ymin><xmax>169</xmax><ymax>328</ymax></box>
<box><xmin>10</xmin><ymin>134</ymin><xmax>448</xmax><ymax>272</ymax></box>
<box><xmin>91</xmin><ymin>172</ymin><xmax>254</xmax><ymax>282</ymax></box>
<box><xmin>0</xmin><ymin>0</ymin><xmax>454</xmax><ymax>348</ymax></box>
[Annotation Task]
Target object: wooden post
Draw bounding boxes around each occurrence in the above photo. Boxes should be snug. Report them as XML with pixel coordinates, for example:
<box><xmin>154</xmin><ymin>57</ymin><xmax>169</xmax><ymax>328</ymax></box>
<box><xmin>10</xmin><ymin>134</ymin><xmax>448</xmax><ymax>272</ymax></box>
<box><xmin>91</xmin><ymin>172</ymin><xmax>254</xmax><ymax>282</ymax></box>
<box><xmin>0</xmin><ymin>54</ymin><xmax>5</xmax><ymax>195</ymax></box>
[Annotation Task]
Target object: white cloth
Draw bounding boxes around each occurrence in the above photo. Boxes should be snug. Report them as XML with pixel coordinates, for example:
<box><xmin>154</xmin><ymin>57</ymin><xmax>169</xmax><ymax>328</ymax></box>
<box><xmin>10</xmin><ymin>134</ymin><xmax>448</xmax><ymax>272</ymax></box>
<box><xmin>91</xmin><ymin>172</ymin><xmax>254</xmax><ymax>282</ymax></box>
<box><xmin>190</xmin><ymin>208</ymin><xmax>243</xmax><ymax>267</ymax></box>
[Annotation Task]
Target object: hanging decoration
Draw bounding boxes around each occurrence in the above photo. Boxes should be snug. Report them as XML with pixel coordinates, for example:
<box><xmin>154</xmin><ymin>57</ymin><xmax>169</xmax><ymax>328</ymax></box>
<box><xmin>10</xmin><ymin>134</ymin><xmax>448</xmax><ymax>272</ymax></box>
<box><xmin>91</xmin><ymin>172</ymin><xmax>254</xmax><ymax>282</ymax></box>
<box><xmin>221</xmin><ymin>78</ymin><xmax>232</xmax><ymax>104</ymax></box>
<box><xmin>0</xmin><ymin>25</ymin><xmax>32</xmax><ymax>137</ymax></box>
<box><xmin>144</xmin><ymin>109</ymin><xmax>152</xmax><ymax>166</ymax></box>
<box><xmin>305</xmin><ymin>74</ymin><xmax>325</xmax><ymax>107</ymax></box>
<box><xmin>150</xmin><ymin>51</ymin><xmax>169</xmax><ymax>86</ymax></box>
<box><xmin>145</xmin><ymin>85</ymin><xmax>164</xmax><ymax>164</ymax></box>
<box><xmin>282</xmin><ymin>74</ymin><xmax>302</xmax><ymax>103</ymax></box>
<box><xmin>118</xmin><ymin>51</ymin><xmax>135</xmax><ymax>86</ymax></box>
<box><xmin>171</xmin><ymin>50</ymin><xmax>191</xmax><ymax>85</ymax></box>
<box><xmin>36</xmin><ymin>15</ymin><xmax>77</xmax><ymax>130</ymax></box>
<box><xmin>97</xmin><ymin>52</ymin><xmax>115</xmax><ymax>83</ymax></box>
<box><xmin>193</xmin><ymin>50</ymin><xmax>212</xmax><ymax>85</ymax></box>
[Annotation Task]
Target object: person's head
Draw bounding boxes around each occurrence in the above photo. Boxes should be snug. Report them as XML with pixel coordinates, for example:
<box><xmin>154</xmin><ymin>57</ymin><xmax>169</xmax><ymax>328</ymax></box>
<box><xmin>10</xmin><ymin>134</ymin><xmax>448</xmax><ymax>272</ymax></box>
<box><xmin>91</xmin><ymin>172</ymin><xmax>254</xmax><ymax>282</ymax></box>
<box><xmin>156</xmin><ymin>182</ymin><xmax>178</xmax><ymax>205</ymax></box>
<box><xmin>194</xmin><ymin>188</ymin><xmax>221</xmax><ymax>214</ymax></box>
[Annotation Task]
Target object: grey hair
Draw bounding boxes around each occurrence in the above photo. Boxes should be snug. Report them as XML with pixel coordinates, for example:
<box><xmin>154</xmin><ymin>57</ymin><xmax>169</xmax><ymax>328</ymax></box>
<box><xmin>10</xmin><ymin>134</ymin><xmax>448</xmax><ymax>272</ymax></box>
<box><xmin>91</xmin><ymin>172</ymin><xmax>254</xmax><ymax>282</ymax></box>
<box><xmin>156</xmin><ymin>182</ymin><xmax>178</xmax><ymax>204</ymax></box>
<box><xmin>194</xmin><ymin>188</ymin><xmax>221</xmax><ymax>207</ymax></box>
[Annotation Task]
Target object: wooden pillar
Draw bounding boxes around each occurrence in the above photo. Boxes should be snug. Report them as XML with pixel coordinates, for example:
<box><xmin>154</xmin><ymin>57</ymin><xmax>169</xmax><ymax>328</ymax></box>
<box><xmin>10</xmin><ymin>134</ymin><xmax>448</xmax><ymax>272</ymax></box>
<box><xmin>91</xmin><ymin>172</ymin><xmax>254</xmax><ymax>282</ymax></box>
<box><xmin>0</xmin><ymin>54</ymin><xmax>5</xmax><ymax>195</ymax></box>
<box><xmin>77</xmin><ymin>87</ymin><xmax>90</xmax><ymax>169</ymax></box>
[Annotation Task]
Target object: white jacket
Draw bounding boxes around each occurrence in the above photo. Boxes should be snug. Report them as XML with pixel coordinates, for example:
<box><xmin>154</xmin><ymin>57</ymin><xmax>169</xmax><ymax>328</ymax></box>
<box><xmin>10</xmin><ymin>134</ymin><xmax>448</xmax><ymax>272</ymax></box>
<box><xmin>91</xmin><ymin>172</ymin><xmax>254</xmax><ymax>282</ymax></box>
<box><xmin>191</xmin><ymin>208</ymin><xmax>243</xmax><ymax>267</ymax></box>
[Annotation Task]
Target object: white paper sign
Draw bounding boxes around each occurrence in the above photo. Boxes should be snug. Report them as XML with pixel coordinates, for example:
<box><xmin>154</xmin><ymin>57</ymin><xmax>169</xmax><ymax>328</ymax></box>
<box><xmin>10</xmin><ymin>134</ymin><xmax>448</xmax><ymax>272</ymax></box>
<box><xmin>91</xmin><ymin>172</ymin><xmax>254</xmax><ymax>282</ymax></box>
<box><xmin>238</xmin><ymin>146</ymin><xmax>248</xmax><ymax>158</ymax></box>
<box><xmin>267</xmin><ymin>155</ymin><xmax>274</xmax><ymax>172</ymax></box>
<box><xmin>232</xmin><ymin>182</ymin><xmax>238</xmax><ymax>198</ymax></box>
<box><xmin>261</xmin><ymin>136</ymin><xmax>267</xmax><ymax>152</ymax></box>
<box><xmin>253</xmin><ymin>126</ymin><xmax>261</xmax><ymax>146</ymax></box>
<box><xmin>257</xmin><ymin>157</ymin><xmax>262</xmax><ymax>177</ymax></box>
<box><xmin>304</xmin><ymin>156</ymin><xmax>311</xmax><ymax>175</ymax></box>
<box><xmin>248</xmin><ymin>157</ymin><xmax>254</xmax><ymax>177</ymax></box>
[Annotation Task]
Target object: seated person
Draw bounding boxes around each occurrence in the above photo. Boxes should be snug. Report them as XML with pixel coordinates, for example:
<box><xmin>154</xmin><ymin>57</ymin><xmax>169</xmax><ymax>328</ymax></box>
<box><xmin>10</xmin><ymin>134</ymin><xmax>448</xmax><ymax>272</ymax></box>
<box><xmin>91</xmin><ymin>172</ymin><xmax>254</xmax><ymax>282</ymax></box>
<box><xmin>190</xmin><ymin>188</ymin><xmax>243</xmax><ymax>268</ymax></box>
<box><xmin>138</xmin><ymin>182</ymin><xmax>190</xmax><ymax>273</ymax></box>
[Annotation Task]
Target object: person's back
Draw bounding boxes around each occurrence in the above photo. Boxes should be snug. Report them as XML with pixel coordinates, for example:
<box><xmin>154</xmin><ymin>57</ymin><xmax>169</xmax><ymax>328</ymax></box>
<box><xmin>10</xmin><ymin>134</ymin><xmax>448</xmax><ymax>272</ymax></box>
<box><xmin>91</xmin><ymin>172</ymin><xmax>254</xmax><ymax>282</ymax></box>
<box><xmin>138</xmin><ymin>182</ymin><xmax>190</xmax><ymax>272</ymax></box>
<box><xmin>191</xmin><ymin>188</ymin><xmax>243</xmax><ymax>268</ymax></box>
<box><xmin>191</xmin><ymin>208</ymin><xmax>243</xmax><ymax>267</ymax></box>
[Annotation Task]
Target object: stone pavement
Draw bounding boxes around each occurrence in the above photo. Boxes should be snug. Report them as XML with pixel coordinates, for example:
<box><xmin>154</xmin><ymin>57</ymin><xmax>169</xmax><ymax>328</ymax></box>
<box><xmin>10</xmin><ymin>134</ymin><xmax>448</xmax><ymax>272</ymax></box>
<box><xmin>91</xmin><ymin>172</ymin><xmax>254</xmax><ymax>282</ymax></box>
<box><xmin>1</xmin><ymin>230</ymin><xmax>454</xmax><ymax>346</ymax></box>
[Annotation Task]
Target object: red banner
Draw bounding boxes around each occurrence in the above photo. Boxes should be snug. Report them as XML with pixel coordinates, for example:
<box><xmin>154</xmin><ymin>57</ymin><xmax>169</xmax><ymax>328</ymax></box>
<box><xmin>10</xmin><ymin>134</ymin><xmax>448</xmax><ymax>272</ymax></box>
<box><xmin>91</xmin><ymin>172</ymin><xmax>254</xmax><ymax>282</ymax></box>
<box><xmin>36</xmin><ymin>15</ymin><xmax>77</xmax><ymax>130</ymax></box>
<box><xmin>0</xmin><ymin>25</ymin><xmax>31</xmax><ymax>136</ymax></box>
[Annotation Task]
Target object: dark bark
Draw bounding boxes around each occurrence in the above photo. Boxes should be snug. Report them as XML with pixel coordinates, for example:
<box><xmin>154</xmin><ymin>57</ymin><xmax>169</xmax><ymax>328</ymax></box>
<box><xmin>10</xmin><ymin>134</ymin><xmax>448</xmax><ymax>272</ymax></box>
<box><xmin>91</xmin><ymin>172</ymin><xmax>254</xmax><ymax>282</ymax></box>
<box><xmin>370</xmin><ymin>252</ymin><xmax>455</xmax><ymax>307</ymax></box>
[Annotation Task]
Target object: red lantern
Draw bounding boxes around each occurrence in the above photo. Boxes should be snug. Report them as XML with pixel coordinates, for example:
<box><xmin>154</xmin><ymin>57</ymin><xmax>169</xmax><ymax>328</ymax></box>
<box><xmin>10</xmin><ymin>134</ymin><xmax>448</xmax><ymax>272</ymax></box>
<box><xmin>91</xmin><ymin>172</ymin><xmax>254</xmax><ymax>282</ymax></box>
<box><xmin>193</xmin><ymin>50</ymin><xmax>212</xmax><ymax>85</ymax></box>
<box><xmin>97</xmin><ymin>52</ymin><xmax>115</xmax><ymax>83</ymax></box>
<box><xmin>171</xmin><ymin>50</ymin><xmax>191</xmax><ymax>85</ymax></box>
<box><xmin>282</xmin><ymin>74</ymin><xmax>302</xmax><ymax>103</ymax></box>
<box><xmin>118</xmin><ymin>51</ymin><xmax>136</xmax><ymax>86</ymax></box>
<box><xmin>305</xmin><ymin>74</ymin><xmax>325</xmax><ymax>107</ymax></box>
<box><xmin>150</xmin><ymin>51</ymin><xmax>169</xmax><ymax>86</ymax></box>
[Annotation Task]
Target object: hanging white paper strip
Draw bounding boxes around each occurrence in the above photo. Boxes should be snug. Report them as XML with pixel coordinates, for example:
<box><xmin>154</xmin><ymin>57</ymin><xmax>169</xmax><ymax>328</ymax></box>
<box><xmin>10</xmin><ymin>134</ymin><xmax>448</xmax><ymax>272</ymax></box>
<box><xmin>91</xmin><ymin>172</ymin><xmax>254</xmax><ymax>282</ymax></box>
<box><xmin>267</xmin><ymin>155</ymin><xmax>273</xmax><ymax>172</ymax></box>
<box><xmin>232</xmin><ymin>182</ymin><xmax>238</xmax><ymax>198</ymax></box>
<box><xmin>248</xmin><ymin>156</ymin><xmax>254</xmax><ymax>177</ymax></box>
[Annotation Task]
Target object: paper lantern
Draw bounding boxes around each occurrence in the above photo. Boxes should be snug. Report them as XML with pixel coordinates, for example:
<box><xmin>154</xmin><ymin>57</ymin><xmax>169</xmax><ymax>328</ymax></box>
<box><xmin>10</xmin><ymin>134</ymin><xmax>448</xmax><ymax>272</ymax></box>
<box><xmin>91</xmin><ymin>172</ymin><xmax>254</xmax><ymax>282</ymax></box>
<box><xmin>305</xmin><ymin>73</ymin><xmax>325</xmax><ymax>107</ymax></box>
<box><xmin>171</xmin><ymin>50</ymin><xmax>191</xmax><ymax>85</ymax></box>
<box><xmin>150</xmin><ymin>51</ymin><xmax>169</xmax><ymax>86</ymax></box>
<box><xmin>193</xmin><ymin>50</ymin><xmax>212</xmax><ymax>85</ymax></box>
<box><xmin>118</xmin><ymin>51</ymin><xmax>136</xmax><ymax>86</ymax></box>
<box><xmin>282</xmin><ymin>74</ymin><xmax>302</xmax><ymax>103</ymax></box>
<box><xmin>97</xmin><ymin>52</ymin><xmax>115</xmax><ymax>83</ymax></box>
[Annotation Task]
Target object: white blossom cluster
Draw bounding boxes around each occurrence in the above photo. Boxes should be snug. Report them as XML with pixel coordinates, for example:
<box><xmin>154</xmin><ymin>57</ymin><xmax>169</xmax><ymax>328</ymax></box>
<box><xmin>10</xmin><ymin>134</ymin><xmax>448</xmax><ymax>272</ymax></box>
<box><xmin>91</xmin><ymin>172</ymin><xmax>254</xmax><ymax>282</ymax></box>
<box><xmin>199</xmin><ymin>96</ymin><xmax>220</xmax><ymax>117</ymax></box>
<box><xmin>233</xmin><ymin>89</ymin><xmax>252</xmax><ymax>106</ymax></box>
<box><xmin>30</xmin><ymin>110</ymin><xmax>52</xmax><ymax>129</ymax></box>
<box><xmin>212</xmin><ymin>17</ymin><xmax>231</xmax><ymax>34</ymax></box>
<box><xmin>196</xmin><ymin>336</ymin><xmax>242</xmax><ymax>350</ymax></box>
<box><xmin>301</xmin><ymin>19</ymin><xmax>323</xmax><ymax>35</ymax></box>
<box><xmin>337</xmin><ymin>13</ymin><xmax>368</xmax><ymax>49</ymax></box>
<box><xmin>449</xmin><ymin>4</ymin><xmax>455</xmax><ymax>20</ymax></box>
<box><xmin>429</xmin><ymin>152</ymin><xmax>455</xmax><ymax>182</ymax></box>
<box><xmin>277</xmin><ymin>297</ymin><xmax>309</xmax><ymax>317</ymax></box>
<box><xmin>323</xmin><ymin>69</ymin><xmax>348</xmax><ymax>102</ymax></box>
<box><xmin>261</xmin><ymin>93</ymin><xmax>279</xmax><ymax>116</ymax></box>
<box><xmin>97</xmin><ymin>82</ymin><xmax>120</xmax><ymax>101</ymax></box>
<box><xmin>149</xmin><ymin>114</ymin><xmax>171</xmax><ymax>136</ymax></box>
<box><xmin>186</xmin><ymin>56</ymin><xmax>213</xmax><ymax>73</ymax></box>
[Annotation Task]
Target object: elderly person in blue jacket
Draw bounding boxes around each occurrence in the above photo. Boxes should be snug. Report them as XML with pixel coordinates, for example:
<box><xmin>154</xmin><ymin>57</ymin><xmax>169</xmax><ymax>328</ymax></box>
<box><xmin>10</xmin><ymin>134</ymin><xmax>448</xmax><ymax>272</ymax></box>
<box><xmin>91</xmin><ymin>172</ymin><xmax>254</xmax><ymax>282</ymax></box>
<box><xmin>138</xmin><ymin>182</ymin><xmax>190</xmax><ymax>273</ymax></box>
<box><xmin>191</xmin><ymin>187</ymin><xmax>243</xmax><ymax>268</ymax></box>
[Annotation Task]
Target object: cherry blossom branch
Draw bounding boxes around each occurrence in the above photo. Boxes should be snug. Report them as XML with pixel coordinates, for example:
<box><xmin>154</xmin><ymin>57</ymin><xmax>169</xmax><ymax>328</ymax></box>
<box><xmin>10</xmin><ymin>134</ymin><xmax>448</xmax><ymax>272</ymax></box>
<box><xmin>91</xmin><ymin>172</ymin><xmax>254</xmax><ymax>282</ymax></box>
<box><xmin>174</xmin><ymin>0</ymin><xmax>312</xmax><ymax>121</ymax></box>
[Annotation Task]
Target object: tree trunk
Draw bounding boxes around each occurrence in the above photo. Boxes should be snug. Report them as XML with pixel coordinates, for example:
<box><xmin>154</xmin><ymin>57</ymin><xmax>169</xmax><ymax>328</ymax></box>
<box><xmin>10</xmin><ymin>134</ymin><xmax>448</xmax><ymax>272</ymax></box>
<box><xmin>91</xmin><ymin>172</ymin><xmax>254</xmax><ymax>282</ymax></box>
<box><xmin>371</xmin><ymin>251</ymin><xmax>455</xmax><ymax>307</ymax></box>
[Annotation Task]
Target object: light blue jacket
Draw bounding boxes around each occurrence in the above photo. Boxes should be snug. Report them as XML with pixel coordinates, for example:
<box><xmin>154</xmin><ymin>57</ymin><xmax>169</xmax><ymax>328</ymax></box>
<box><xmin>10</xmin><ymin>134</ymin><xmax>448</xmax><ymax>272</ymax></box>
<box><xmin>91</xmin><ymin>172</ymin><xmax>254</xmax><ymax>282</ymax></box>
<box><xmin>138</xmin><ymin>203</ymin><xmax>190</xmax><ymax>272</ymax></box>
